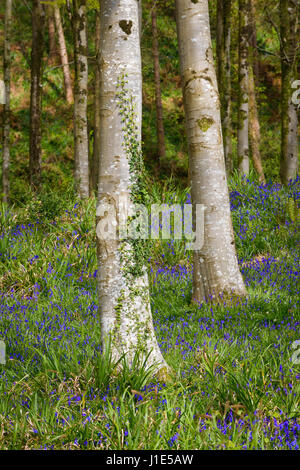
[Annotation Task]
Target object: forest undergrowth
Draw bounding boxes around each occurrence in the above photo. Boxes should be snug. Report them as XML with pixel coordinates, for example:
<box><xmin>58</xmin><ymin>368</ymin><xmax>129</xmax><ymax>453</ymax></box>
<box><xmin>0</xmin><ymin>174</ymin><xmax>299</xmax><ymax>450</ymax></box>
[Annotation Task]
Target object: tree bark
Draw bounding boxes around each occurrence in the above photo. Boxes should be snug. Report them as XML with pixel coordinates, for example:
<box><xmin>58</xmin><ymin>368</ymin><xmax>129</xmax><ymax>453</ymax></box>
<box><xmin>29</xmin><ymin>0</ymin><xmax>45</xmax><ymax>191</ymax></box>
<box><xmin>249</xmin><ymin>67</ymin><xmax>265</xmax><ymax>183</ymax></box>
<box><xmin>72</xmin><ymin>0</ymin><xmax>89</xmax><ymax>198</ymax></box>
<box><xmin>216</xmin><ymin>0</ymin><xmax>224</xmax><ymax>90</ymax></box>
<box><xmin>138</xmin><ymin>0</ymin><xmax>142</xmax><ymax>39</ymax></box>
<box><xmin>96</xmin><ymin>0</ymin><xmax>169</xmax><ymax>376</ymax></box>
<box><xmin>151</xmin><ymin>1</ymin><xmax>166</xmax><ymax>165</ymax></box>
<box><xmin>54</xmin><ymin>5</ymin><xmax>74</xmax><ymax>104</ymax></box>
<box><xmin>248</xmin><ymin>0</ymin><xmax>265</xmax><ymax>184</ymax></box>
<box><xmin>175</xmin><ymin>0</ymin><xmax>246</xmax><ymax>303</ymax></box>
<box><xmin>249</xmin><ymin>0</ymin><xmax>259</xmax><ymax>81</ymax></box>
<box><xmin>2</xmin><ymin>0</ymin><xmax>12</xmax><ymax>204</ymax></box>
<box><xmin>238</xmin><ymin>0</ymin><xmax>250</xmax><ymax>176</ymax></box>
<box><xmin>280</xmin><ymin>0</ymin><xmax>299</xmax><ymax>185</ymax></box>
<box><xmin>91</xmin><ymin>7</ymin><xmax>101</xmax><ymax>193</ymax></box>
<box><xmin>216</xmin><ymin>0</ymin><xmax>233</xmax><ymax>174</ymax></box>
<box><xmin>47</xmin><ymin>3</ymin><xmax>57</xmax><ymax>64</ymax></box>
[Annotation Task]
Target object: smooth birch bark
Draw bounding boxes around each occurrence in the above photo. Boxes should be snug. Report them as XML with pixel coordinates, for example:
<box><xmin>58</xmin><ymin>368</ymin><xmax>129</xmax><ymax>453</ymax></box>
<box><xmin>216</xmin><ymin>0</ymin><xmax>233</xmax><ymax>173</ymax></box>
<box><xmin>152</xmin><ymin>1</ymin><xmax>166</xmax><ymax>164</ymax></box>
<box><xmin>92</xmin><ymin>7</ymin><xmax>101</xmax><ymax>193</ymax></box>
<box><xmin>238</xmin><ymin>0</ymin><xmax>250</xmax><ymax>176</ymax></box>
<box><xmin>175</xmin><ymin>0</ymin><xmax>246</xmax><ymax>303</ymax></box>
<box><xmin>73</xmin><ymin>0</ymin><xmax>89</xmax><ymax>198</ymax></box>
<box><xmin>2</xmin><ymin>0</ymin><xmax>12</xmax><ymax>204</ymax></box>
<box><xmin>96</xmin><ymin>0</ymin><xmax>169</xmax><ymax>375</ymax></box>
<box><xmin>54</xmin><ymin>6</ymin><xmax>74</xmax><ymax>104</ymax></box>
<box><xmin>280</xmin><ymin>0</ymin><xmax>299</xmax><ymax>185</ymax></box>
<box><xmin>29</xmin><ymin>0</ymin><xmax>45</xmax><ymax>191</ymax></box>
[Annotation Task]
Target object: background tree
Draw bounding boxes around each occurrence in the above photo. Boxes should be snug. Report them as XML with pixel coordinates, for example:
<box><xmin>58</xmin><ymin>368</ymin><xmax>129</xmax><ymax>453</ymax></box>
<box><xmin>47</xmin><ymin>2</ymin><xmax>57</xmax><ymax>64</ymax></box>
<box><xmin>54</xmin><ymin>4</ymin><xmax>73</xmax><ymax>104</ymax></box>
<box><xmin>2</xmin><ymin>0</ymin><xmax>12</xmax><ymax>204</ymax></box>
<box><xmin>96</xmin><ymin>0</ymin><xmax>169</xmax><ymax>375</ymax></box>
<box><xmin>29</xmin><ymin>0</ymin><xmax>45</xmax><ymax>191</ymax></box>
<box><xmin>248</xmin><ymin>0</ymin><xmax>265</xmax><ymax>184</ymax></box>
<box><xmin>91</xmin><ymin>5</ymin><xmax>100</xmax><ymax>193</ymax></box>
<box><xmin>238</xmin><ymin>0</ymin><xmax>250</xmax><ymax>176</ymax></box>
<box><xmin>280</xmin><ymin>0</ymin><xmax>299</xmax><ymax>185</ymax></box>
<box><xmin>151</xmin><ymin>0</ymin><xmax>166</xmax><ymax>166</ymax></box>
<box><xmin>138</xmin><ymin>0</ymin><xmax>142</xmax><ymax>38</ymax></box>
<box><xmin>216</xmin><ymin>0</ymin><xmax>233</xmax><ymax>173</ymax></box>
<box><xmin>175</xmin><ymin>0</ymin><xmax>246</xmax><ymax>303</ymax></box>
<box><xmin>249</xmin><ymin>0</ymin><xmax>259</xmax><ymax>80</ymax></box>
<box><xmin>72</xmin><ymin>0</ymin><xmax>89</xmax><ymax>198</ymax></box>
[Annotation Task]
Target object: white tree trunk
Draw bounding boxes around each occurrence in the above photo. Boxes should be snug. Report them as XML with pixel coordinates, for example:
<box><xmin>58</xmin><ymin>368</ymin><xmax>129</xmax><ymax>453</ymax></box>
<box><xmin>280</xmin><ymin>0</ymin><xmax>299</xmax><ymax>184</ymax></box>
<box><xmin>175</xmin><ymin>0</ymin><xmax>246</xmax><ymax>303</ymax></box>
<box><xmin>2</xmin><ymin>0</ymin><xmax>12</xmax><ymax>204</ymax></box>
<box><xmin>96</xmin><ymin>0</ymin><xmax>169</xmax><ymax>376</ymax></box>
<box><xmin>91</xmin><ymin>8</ymin><xmax>101</xmax><ymax>193</ymax></box>
<box><xmin>238</xmin><ymin>0</ymin><xmax>250</xmax><ymax>176</ymax></box>
<box><xmin>73</xmin><ymin>0</ymin><xmax>89</xmax><ymax>198</ymax></box>
<box><xmin>285</xmin><ymin>100</ymin><xmax>299</xmax><ymax>181</ymax></box>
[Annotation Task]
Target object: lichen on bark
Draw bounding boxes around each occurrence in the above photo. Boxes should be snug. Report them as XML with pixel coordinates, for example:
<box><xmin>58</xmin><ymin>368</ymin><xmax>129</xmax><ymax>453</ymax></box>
<box><xmin>197</xmin><ymin>117</ymin><xmax>214</xmax><ymax>132</ymax></box>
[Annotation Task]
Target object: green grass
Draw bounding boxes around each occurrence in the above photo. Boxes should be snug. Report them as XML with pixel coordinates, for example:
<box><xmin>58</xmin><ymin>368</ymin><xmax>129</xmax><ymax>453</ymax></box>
<box><xmin>0</xmin><ymin>176</ymin><xmax>299</xmax><ymax>449</ymax></box>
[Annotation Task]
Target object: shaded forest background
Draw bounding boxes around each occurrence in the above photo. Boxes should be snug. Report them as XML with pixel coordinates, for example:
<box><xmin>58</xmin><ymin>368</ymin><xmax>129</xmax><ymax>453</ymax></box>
<box><xmin>0</xmin><ymin>0</ymin><xmax>298</xmax><ymax>207</ymax></box>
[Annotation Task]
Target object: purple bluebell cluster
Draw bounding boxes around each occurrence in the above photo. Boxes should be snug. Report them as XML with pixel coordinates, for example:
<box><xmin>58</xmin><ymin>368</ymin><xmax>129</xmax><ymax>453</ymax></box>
<box><xmin>0</xmin><ymin>178</ymin><xmax>299</xmax><ymax>449</ymax></box>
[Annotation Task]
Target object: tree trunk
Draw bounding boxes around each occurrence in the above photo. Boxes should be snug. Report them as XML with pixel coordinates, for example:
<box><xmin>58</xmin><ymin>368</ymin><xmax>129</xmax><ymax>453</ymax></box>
<box><xmin>248</xmin><ymin>0</ymin><xmax>265</xmax><ymax>184</ymax></box>
<box><xmin>91</xmin><ymin>8</ymin><xmax>101</xmax><ymax>193</ymax></box>
<box><xmin>96</xmin><ymin>0</ymin><xmax>169</xmax><ymax>376</ymax></box>
<box><xmin>54</xmin><ymin>5</ymin><xmax>73</xmax><ymax>104</ymax></box>
<box><xmin>280</xmin><ymin>0</ymin><xmax>299</xmax><ymax>185</ymax></box>
<box><xmin>238</xmin><ymin>0</ymin><xmax>250</xmax><ymax>176</ymax></box>
<box><xmin>138</xmin><ymin>0</ymin><xmax>142</xmax><ymax>39</ymax></box>
<box><xmin>72</xmin><ymin>0</ymin><xmax>89</xmax><ymax>198</ymax></box>
<box><xmin>216</xmin><ymin>0</ymin><xmax>224</xmax><ymax>89</ymax></box>
<box><xmin>65</xmin><ymin>0</ymin><xmax>72</xmax><ymax>22</ymax></box>
<box><xmin>2</xmin><ymin>0</ymin><xmax>12</xmax><ymax>204</ymax></box>
<box><xmin>47</xmin><ymin>3</ymin><xmax>57</xmax><ymax>64</ymax></box>
<box><xmin>151</xmin><ymin>1</ymin><xmax>166</xmax><ymax>165</ymax></box>
<box><xmin>249</xmin><ymin>0</ymin><xmax>259</xmax><ymax>81</ymax></box>
<box><xmin>29</xmin><ymin>0</ymin><xmax>45</xmax><ymax>191</ymax></box>
<box><xmin>216</xmin><ymin>0</ymin><xmax>233</xmax><ymax>174</ymax></box>
<box><xmin>175</xmin><ymin>0</ymin><xmax>246</xmax><ymax>303</ymax></box>
<box><xmin>249</xmin><ymin>67</ymin><xmax>265</xmax><ymax>183</ymax></box>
